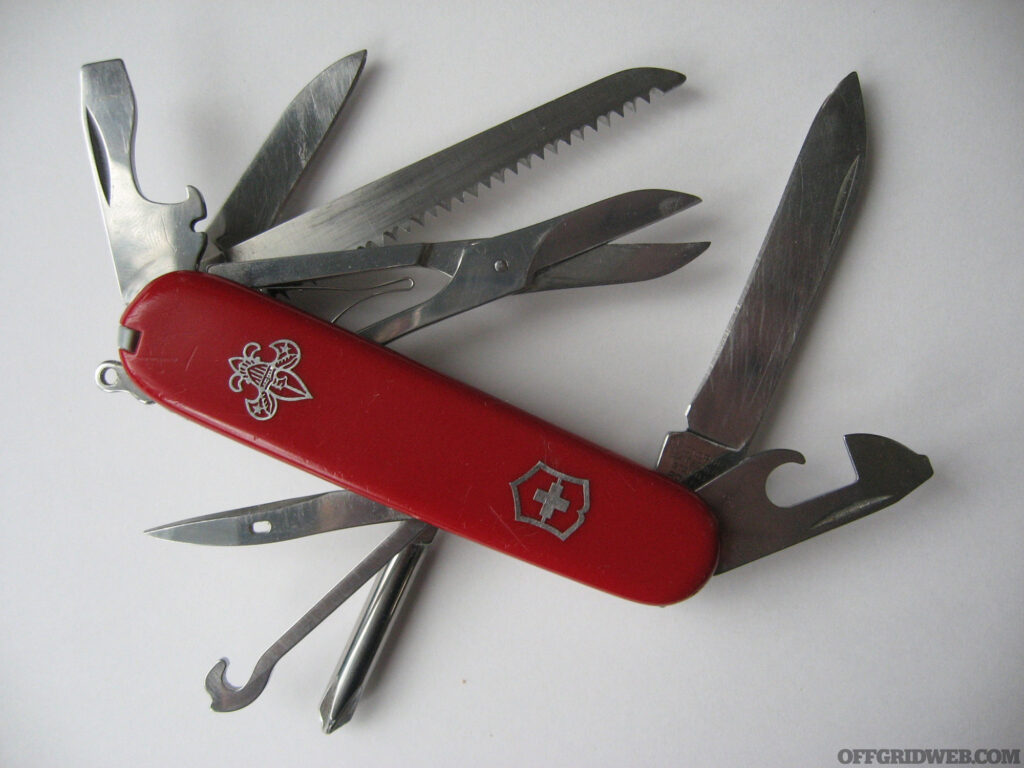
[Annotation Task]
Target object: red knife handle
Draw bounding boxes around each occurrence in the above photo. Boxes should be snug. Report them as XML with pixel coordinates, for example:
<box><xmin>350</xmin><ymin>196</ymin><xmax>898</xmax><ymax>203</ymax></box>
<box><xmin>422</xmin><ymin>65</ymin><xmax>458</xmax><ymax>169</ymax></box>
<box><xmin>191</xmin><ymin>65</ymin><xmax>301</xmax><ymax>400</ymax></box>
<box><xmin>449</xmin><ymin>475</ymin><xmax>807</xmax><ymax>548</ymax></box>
<box><xmin>120</xmin><ymin>272</ymin><xmax>718</xmax><ymax>604</ymax></box>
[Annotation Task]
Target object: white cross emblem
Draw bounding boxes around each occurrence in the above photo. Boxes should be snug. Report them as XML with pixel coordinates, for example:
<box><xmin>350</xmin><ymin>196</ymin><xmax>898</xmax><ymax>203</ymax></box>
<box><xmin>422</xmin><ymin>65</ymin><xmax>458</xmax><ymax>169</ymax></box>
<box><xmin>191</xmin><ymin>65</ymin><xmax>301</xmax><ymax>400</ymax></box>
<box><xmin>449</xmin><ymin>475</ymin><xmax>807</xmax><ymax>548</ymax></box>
<box><xmin>510</xmin><ymin>462</ymin><xmax>591</xmax><ymax>540</ymax></box>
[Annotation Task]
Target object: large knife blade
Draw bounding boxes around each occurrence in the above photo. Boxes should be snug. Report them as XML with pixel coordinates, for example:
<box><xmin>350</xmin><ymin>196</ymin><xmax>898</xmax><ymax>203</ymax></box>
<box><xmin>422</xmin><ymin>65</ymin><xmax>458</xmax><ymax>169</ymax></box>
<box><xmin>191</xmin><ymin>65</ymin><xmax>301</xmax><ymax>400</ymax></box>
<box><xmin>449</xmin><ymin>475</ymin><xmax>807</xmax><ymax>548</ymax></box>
<box><xmin>658</xmin><ymin>72</ymin><xmax>866</xmax><ymax>487</ymax></box>
<box><xmin>223</xmin><ymin>67</ymin><xmax>686</xmax><ymax>261</ymax></box>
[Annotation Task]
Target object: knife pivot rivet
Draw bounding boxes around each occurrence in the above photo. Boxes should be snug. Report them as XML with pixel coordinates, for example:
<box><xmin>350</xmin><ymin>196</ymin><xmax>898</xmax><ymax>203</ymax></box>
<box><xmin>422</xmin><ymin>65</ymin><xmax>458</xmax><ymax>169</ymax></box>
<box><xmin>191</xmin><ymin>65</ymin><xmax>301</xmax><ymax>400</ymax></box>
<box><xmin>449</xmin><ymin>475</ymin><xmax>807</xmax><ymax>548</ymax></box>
<box><xmin>493</xmin><ymin>259</ymin><xmax>508</xmax><ymax>273</ymax></box>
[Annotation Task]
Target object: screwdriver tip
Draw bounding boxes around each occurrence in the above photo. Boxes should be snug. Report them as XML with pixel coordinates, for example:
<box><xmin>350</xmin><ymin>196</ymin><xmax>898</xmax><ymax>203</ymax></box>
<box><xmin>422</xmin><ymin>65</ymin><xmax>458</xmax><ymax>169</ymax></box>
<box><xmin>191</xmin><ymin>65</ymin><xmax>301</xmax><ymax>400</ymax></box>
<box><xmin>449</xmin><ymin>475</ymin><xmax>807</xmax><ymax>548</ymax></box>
<box><xmin>320</xmin><ymin>696</ymin><xmax>357</xmax><ymax>734</ymax></box>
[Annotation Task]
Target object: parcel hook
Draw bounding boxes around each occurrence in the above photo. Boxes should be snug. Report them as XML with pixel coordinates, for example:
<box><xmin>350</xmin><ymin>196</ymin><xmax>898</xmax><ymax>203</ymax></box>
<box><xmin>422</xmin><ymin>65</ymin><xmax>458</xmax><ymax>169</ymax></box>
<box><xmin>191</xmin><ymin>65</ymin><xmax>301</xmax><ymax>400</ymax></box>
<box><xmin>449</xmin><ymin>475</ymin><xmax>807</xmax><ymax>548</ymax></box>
<box><xmin>206</xmin><ymin>520</ymin><xmax>431</xmax><ymax>711</ymax></box>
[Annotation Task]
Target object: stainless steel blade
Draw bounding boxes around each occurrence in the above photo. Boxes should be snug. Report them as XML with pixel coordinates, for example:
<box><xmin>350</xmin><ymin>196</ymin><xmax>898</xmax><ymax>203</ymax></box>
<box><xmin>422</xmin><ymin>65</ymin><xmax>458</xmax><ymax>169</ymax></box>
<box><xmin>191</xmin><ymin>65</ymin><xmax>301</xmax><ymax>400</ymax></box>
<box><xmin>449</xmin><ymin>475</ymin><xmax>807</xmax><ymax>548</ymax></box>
<box><xmin>223</xmin><ymin>68</ymin><xmax>686</xmax><ymax>262</ymax></box>
<box><xmin>144</xmin><ymin>491</ymin><xmax>411</xmax><ymax>546</ymax></box>
<box><xmin>203</xmin><ymin>51</ymin><xmax>366</xmax><ymax>257</ymax></box>
<box><xmin>658</xmin><ymin>72</ymin><xmax>866</xmax><ymax>487</ymax></box>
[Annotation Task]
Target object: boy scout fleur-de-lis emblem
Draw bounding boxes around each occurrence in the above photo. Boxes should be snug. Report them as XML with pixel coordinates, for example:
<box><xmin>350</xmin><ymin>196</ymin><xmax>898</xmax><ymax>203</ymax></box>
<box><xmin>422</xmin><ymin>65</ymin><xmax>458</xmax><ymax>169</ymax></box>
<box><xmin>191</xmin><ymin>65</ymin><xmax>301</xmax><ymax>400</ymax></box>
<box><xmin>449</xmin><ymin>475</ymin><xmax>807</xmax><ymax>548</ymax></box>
<box><xmin>228</xmin><ymin>339</ymin><xmax>313</xmax><ymax>421</ymax></box>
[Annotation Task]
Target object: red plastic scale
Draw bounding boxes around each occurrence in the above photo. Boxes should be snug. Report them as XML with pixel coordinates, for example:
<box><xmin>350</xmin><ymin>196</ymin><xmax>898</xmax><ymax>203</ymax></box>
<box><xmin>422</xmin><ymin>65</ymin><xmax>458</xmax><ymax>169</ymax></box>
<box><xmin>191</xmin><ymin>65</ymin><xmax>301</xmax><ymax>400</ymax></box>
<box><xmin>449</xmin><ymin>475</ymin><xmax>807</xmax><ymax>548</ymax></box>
<box><xmin>120</xmin><ymin>271</ymin><xmax>719</xmax><ymax>604</ymax></box>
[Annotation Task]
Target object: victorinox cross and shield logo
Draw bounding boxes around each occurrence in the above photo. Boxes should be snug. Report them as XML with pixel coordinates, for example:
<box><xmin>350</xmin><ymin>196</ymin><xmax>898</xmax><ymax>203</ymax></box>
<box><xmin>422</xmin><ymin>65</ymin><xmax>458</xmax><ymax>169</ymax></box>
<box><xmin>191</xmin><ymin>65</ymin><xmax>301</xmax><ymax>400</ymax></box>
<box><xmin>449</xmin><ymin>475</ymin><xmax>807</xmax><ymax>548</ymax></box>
<box><xmin>510</xmin><ymin>462</ymin><xmax>591</xmax><ymax>540</ymax></box>
<box><xmin>228</xmin><ymin>339</ymin><xmax>313</xmax><ymax>421</ymax></box>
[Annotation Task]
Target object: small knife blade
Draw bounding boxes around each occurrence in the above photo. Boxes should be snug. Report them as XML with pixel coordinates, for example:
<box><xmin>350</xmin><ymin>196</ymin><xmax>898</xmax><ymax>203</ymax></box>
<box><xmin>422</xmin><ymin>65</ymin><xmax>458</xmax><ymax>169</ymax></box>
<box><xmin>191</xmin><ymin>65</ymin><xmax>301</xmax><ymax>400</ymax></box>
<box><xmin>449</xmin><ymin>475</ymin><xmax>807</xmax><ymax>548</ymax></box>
<box><xmin>658</xmin><ymin>72</ymin><xmax>866</xmax><ymax>487</ymax></box>
<box><xmin>204</xmin><ymin>51</ymin><xmax>367</xmax><ymax>255</ymax></box>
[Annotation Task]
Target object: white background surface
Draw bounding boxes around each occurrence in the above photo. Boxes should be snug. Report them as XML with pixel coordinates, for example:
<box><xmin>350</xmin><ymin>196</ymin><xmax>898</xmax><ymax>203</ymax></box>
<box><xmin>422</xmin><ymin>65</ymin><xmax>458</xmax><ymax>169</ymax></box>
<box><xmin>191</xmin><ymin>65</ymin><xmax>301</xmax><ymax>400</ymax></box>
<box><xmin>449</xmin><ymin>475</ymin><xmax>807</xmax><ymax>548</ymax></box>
<box><xmin>2</xmin><ymin>1</ymin><xmax>1022</xmax><ymax>765</ymax></box>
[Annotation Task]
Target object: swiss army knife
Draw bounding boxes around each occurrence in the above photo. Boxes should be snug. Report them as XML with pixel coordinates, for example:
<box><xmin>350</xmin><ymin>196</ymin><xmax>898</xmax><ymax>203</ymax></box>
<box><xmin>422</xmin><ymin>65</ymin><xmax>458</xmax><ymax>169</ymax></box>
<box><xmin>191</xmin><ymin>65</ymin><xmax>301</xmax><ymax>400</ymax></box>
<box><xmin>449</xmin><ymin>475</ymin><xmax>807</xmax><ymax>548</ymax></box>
<box><xmin>84</xmin><ymin>51</ymin><xmax>933</xmax><ymax>731</ymax></box>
